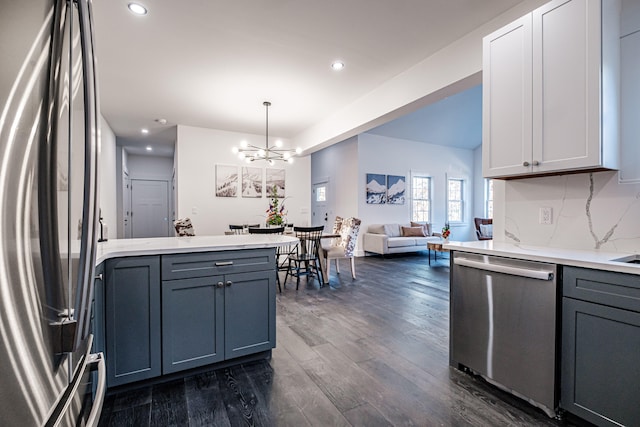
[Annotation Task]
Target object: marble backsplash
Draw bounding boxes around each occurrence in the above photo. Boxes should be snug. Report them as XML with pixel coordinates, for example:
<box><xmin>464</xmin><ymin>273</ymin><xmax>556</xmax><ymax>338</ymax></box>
<box><xmin>502</xmin><ymin>171</ymin><xmax>640</xmax><ymax>253</ymax></box>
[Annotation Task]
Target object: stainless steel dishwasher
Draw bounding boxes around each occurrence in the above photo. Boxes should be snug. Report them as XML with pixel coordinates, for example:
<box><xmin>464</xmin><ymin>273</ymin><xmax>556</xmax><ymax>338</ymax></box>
<box><xmin>450</xmin><ymin>252</ymin><xmax>558</xmax><ymax>418</ymax></box>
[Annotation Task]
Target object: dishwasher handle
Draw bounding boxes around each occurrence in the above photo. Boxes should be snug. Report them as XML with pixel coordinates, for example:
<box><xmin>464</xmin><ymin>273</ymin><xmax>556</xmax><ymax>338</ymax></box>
<box><xmin>453</xmin><ymin>257</ymin><xmax>554</xmax><ymax>281</ymax></box>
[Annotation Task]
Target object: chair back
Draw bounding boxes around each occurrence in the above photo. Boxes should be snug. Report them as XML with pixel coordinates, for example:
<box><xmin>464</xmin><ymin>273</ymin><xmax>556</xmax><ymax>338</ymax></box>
<box><xmin>248</xmin><ymin>226</ymin><xmax>285</xmax><ymax>234</ymax></box>
<box><xmin>293</xmin><ymin>225</ymin><xmax>324</xmax><ymax>256</ymax></box>
<box><xmin>229</xmin><ymin>224</ymin><xmax>244</xmax><ymax>235</ymax></box>
<box><xmin>336</xmin><ymin>217</ymin><xmax>361</xmax><ymax>256</ymax></box>
<box><xmin>331</xmin><ymin>216</ymin><xmax>343</xmax><ymax>234</ymax></box>
<box><xmin>474</xmin><ymin>217</ymin><xmax>493</xmax><ymax>240</ymax></box>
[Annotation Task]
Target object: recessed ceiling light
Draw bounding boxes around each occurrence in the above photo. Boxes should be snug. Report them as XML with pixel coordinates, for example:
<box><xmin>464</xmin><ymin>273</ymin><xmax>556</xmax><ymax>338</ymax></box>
<box><xmin>128</xmin><ymin>3</ymin><xmax>148</xmax><ymax>15</ymax></box>
<box><xmin>146</xmin><ymin>146</ymin><xmax>153</xmax><ymax>151</ymax></box>
<box><xmin>141</xmin><ymin>128</ymin><xmax>149</xmax><ymax>134</ymax></box>
<box><xmin>155</xmin><ymin>118</ymin><xmax>167</xmax><ymax>125</ymax></box>
<box><xmin>331</xmin><ymin>61</ymin><xmax>345</xmax><ymax>71</ymax></box>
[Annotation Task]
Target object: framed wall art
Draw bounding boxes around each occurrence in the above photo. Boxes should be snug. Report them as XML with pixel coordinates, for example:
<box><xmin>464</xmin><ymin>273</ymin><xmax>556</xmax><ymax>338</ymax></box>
<box><xmin>266</xmin><ymin>168</ymin><xmax>285</xmax><ymax>197</ymax></box>
<box><xmin>366</xmin><ymin>173</ymin><xmax>386</xmax><ymax>204</ymax></box>
<box><xmin>386</xmin><ymin>175</ymin><xmax>406</xmax><ymax>205</ymax></box>
<box><xmin>215</xmin><ymin>164</ymin><xmax>238</xmax><ymax>197</ymax></box>
<box><xmin>242</xmin><ymin>166</ymin><xmax>263</xmax><ymax>198</ymax></box>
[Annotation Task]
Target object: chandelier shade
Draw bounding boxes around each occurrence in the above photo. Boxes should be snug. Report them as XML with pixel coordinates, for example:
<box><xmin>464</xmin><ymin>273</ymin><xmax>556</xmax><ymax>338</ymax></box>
<box><xmin>232</xmin><ymin>101</ymin><xmax>301</xmax><ymax>165</ymax></box>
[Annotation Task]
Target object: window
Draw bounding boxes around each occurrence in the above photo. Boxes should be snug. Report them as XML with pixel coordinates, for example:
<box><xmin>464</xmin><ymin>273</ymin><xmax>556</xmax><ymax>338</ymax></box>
<box><xmin>411</xmin><ymin>175</ymin><xmax>431</xmax><ymax>222</ymax></box>
<box><xmin>485</xmin><ymin>179</ymin><xmax>494</xmax><ymax>218</ymax></box>
<box><xmin>447</xmin><ymin>178</ymin><xmax>464</xmax><ymax>223</ymax></box>
<box><xmin>315</xmin><ymin>185</ymin><xmax>326</xmax><ymax>202</ymax></box>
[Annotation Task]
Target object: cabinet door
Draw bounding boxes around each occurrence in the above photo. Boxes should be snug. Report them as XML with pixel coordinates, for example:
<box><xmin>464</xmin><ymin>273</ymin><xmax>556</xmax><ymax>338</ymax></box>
<box><xmin>561</xmin><ymin>298</ymin><xmax>640</xmax><ymax>426</ymax></box>
<box><xmin>482</xmin><ymin>14</ymin><xmax>533</xmax><ymax>178</ymax></box>
<box><xmin>224</xmin><ymin>271</ymin><xmax>276</xmax><ymax>359</ymax></box>
<box><xmin>105</xmin><ymin>256</ymin><xmax>161</xmax><ymax>387</ymax></box>
<box><xmin>162</xmin><ymin>276</ymin><xmax>225</xmax><ymax>374</ymax></box>
<box><xmin>619</xmin><ymin>30</ymin><xmax>640</xmax><ymax>183</ymax></box>
<box><xmin>532</xmin><ymin>0</ymin><xmax>603</xmax><ymax>173</ymax></box>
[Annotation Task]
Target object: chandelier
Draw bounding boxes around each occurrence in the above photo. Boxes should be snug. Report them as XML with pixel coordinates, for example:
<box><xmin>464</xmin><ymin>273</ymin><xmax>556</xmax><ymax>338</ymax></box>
<box><xmin>232</xmin><ymin>101</ymin><xmax>301</xmax><ymax>165</ymax></box>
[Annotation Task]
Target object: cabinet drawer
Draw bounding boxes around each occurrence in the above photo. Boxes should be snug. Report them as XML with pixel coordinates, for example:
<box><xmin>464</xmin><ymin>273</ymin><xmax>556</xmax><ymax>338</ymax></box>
<box><xmin>563</xmin><ymin>266</ymin><xmax>640</xmax><ymax>312</ymax></box>
<box><xmin>162</xmin><ymin>249</ymin><xmax>275</xmax><ymax>280</ymax></box>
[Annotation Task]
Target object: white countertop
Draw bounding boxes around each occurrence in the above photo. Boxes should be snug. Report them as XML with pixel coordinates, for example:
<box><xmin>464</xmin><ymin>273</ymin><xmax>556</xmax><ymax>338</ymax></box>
<box><xmin>444</xmin><ymin>240</ymin><xmax>640</xmax><ymax>276</ymax></box>
<box><xmin>96</xmin><ymin>235</ymin><xmax>298</xmax><ymax>265</ymax></box>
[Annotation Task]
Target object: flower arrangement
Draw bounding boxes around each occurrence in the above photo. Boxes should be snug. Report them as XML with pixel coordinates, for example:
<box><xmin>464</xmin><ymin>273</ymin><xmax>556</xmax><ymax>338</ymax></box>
<box><xmin>266</xmin><ymin>185</ymin><xmax>286</xmax><ymax>225</ymax></box>
<box><xmin>441</xmin><ymin>222</ymin><xmax>451</xmax><ymax>240</ymax></box>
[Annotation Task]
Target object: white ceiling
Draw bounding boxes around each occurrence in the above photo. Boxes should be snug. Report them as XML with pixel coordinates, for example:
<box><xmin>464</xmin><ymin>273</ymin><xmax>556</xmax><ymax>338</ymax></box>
<box><xmin>92</xmin><ymin>0</ymin><xmax>522</xmax><ymax>155</ymax></box>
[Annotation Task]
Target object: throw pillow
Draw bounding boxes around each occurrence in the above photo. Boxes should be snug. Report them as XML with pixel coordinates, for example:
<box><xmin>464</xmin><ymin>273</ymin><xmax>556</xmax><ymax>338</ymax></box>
<box><xmin>479</xmin><ymin>223</ymin><xmax>493</xmax><ymax>238</ymax></box>
<box><xmin>174</xmin><ymin>218</ymin><xmax>195</xmax><ymax>236</ymax></box>
<box><xmin>401</xmin><ymin>226</ymin><xmax>427</xmax><ymax>237</ymax></box>
<box><xmin>410</xmin><ymin>221</ymin><xmax>432</xmax><ymax>236</ymax></box>
<box><xmin>384</xmin><ymin>224</ymin><xmax>402</xmax><ymax>237</ymax></box>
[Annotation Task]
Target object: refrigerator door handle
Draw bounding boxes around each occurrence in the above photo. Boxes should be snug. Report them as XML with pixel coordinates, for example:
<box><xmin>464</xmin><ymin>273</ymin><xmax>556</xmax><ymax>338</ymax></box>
<box><xmin>73</xmin><ymin>0</ymin><xmax>100</xmax><ymax>351</ymax></box>
<box><xmin>85</xmin><ymin>352</ymin><xmax>106</xmax><ymax>427</ymax></box>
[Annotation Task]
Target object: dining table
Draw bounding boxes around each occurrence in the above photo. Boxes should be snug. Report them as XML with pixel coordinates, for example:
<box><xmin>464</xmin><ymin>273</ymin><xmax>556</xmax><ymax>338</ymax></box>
<box><xmin>224</xmin><ymin>227</ymin><xmax>340</xmax><ymax>286</ymax></box>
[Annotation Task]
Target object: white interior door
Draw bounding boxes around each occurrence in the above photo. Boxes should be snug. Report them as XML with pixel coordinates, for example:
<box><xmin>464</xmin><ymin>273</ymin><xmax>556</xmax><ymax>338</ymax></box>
<box><xmin>131</xmin><ymin>179</ymin><xmax>170</xmax><ymax>238</ymax></box>
<box><xmin>311</xmin><ymin>181</ymin><xmax>329</xmax><ymax>228</ymax></box>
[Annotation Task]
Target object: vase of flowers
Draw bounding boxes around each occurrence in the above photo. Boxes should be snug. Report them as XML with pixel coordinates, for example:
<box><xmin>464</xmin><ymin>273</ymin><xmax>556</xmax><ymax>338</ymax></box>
<box><xmin>441</xmin><ymin>222</ymin><xmax>451</xmax><ymax>242</ymax></box>
<box><xmin>266</xmin><ymin>185</ymin><xmax>286</xmax><ymax>226</ymax></box>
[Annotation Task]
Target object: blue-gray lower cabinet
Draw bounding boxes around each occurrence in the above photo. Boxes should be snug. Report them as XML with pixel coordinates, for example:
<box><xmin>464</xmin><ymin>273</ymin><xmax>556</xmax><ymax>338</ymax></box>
<box><xmin>105</xmin><ymin>256</ymin><xmax>161</xmax><ymax>387</ymax></box>
<box><xmin>561</xmin><ymin>267</ymin><xmax>640</xmax><ymax>427</ymax></box>
<box><xmin>161</xmin><ymin>276</ymin><xmax>225</xmax><ymax>374</ymax></box>
<box><xmin>224</xmin><ymin>270</ymin><xmax>276</xmax><ymax>359</ymax></box>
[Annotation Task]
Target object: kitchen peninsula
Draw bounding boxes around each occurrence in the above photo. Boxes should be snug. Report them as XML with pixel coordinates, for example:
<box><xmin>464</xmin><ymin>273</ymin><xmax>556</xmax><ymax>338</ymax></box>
<box><xmin>93</xmin><ymin>234</ymin><xmax>297</xmax><ymax>388</ymax></box>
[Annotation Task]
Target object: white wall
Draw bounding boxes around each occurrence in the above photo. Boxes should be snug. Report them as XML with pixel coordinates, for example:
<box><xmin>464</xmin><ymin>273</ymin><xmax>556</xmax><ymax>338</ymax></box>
<box><xmin>493</xmin><ymin>171</ymin><xmax>640</xmax><ymax>253</ymax></box>
<box><xmin>99</xmin><ymin>115</ymin><xmax>117</xmax><ymax>238</ymax></box>
<box><xmin>127</xmin><ymin>155</ymin><xmax>173</xmax><ymax>180</ymax></box>
<box><xmin>175</xmin><ymin>125</ymin><xmax>311</xmax><ymax>236</ymax></box>
<box><xmin>310</xmin><ymin>136</ymin><xmax>359</xmax><ymax>228</ymax></box>
<box><xmin>472</xmin><ymin>146</ymin><xmax>485</xmax><ymax>218</ymax></box>
<box><xmin>357</xmin><ymin>133</ymin><xmax>476</xmax><ymax>243</ymax></box>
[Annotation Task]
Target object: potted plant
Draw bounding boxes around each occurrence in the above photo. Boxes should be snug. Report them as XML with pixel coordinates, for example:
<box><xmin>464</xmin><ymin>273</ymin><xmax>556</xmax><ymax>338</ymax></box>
<box><xmin>266</xmin><ymin>185</ymin><xmax>286</xmax><ymax>226</ymax></box>
<box><xmin>442</xmin><ymin>222</ymin><xmax>451</xmax><ymax>242</ymax></box>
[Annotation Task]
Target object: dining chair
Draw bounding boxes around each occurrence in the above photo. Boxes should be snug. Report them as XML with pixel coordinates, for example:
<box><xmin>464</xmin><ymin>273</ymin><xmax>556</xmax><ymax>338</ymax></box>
<box><xmin>229</xmin><ymin>224</ymin><xmax>260</xmax><ymax>234</ymax></box>
<box><xmin>285</xmin><ymin>225</ymin><xmax>324</xmax><ymax>289</ymax></box>
<box><xmin>247</xmin><ymin>226</ymin><xmax>287</xmax><ymax>292</ymax></box>
<box><xmin>247</xmin><ymin>226</ymin><xmax>285</xmax><ymax>234</ymax></box>
<box><xmin>322</xmin><ymin>217</ymin><xmax>361</xmax><ymax>281</ymax></box>
<box><xmin>228</xmin><ymin>224</ymin><xmax>244</xmax><ymax>235</ymax></box>
<box><xmin>474</xmin><ymin>218</ymin><xmax>493</xmax><ymax>240</ymax></box>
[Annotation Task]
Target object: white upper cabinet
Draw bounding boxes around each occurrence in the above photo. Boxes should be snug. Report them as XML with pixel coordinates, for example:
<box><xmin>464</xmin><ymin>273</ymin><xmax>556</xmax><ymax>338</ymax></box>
<box><xmin>619</xmin><ymin>0</ymin><xmax>640</xmax><ymax>183</ymax></box>
<box><xmin>483</xmin><ymin>0</ymin><xmax>620</xmax><ymax>179</ymax></box>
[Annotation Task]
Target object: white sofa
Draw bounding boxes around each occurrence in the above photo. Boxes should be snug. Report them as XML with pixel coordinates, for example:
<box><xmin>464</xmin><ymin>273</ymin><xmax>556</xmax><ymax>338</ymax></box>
<box><xmin>362</xmin><ymin>223</ymin><xmax>442</xmax><ymax>255</ymax></box>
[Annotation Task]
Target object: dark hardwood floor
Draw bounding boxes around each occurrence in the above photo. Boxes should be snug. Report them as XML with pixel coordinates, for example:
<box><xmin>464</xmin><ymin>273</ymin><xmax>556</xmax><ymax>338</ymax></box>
<box><xmin>98</xmin><ymin>252</ymin><xmax>578</xmax><ymax>427</ymax></box>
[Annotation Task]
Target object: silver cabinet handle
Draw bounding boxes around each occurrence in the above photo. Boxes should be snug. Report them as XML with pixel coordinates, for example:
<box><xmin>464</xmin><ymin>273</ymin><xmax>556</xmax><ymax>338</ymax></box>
<box><xmin>226</xmin><ymin>281</ymin><xmax>233</xmax><ymax>287</ymax></box>
<box><xmin>216</xmin><ymin>281</ymin><xmax>225</xmax><ymax>288</ymax></box>
<box><xmin>453</xmin><ymin>257</ymin><xmax>554</xmax><ymax>281</ymax></box>
<box><xmin>215</xmin><ymin>261</ymin><xmax>233</xmax><ymax>266</ymax></box>
<box><xmin>94</xmin><ymin>273</ymin><xmax>103</xmax><ymax>281</ymax></box>
<box><xmin>532</xmin><ymin>160</ymin><xmax>540</xmax><ymax>166</ymax></box>
<box><xmin>523</xmin><ymin>161</ymin><xmax>530</xmax><ymax>167</ymax></box>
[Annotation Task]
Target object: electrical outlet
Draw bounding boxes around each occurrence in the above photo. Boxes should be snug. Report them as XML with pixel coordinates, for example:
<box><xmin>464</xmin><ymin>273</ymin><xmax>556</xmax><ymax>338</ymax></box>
<box><xmin>192</xmin><ymin>206</ymin><xmax>198</xmax><ymax>215</ymax></box>
<box><xmin>539</xmin><ymin>207</ymin><xmax>552</xmax><ymax>224</ymax></box>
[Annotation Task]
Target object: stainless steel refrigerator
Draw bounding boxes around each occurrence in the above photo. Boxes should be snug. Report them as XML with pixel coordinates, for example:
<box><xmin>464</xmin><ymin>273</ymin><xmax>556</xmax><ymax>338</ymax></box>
<box><xmin>0</xmin><ymin>1</ymin><xmax>105</xmax><ymax>426</ymax></box>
